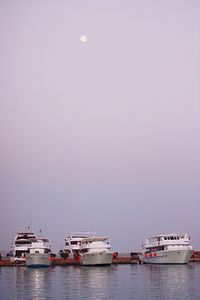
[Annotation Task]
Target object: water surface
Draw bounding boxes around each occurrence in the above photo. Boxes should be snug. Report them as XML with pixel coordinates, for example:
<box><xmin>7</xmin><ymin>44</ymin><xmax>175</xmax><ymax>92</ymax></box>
<box><xmin>0</xmin><ymin>263</ymin><xmax>199</xmax><ymax>299</ymax></box>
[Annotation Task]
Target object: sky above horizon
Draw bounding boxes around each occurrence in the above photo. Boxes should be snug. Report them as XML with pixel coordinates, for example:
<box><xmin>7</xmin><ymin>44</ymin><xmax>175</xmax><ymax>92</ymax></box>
<box><xmin>0</xmin><ymin>0</ymin><xmax>200</xmax><ymax>253</ymax></box>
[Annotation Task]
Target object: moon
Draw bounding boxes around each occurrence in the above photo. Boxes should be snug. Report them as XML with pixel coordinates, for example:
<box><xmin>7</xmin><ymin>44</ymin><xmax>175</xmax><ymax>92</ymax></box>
<box><xmin>80</xmin><ymin>35</ymin><xmax>87</xmax><ymax>42</ymax></box>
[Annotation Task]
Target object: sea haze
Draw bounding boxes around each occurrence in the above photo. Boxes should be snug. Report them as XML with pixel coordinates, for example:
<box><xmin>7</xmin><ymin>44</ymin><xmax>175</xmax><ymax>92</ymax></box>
<box><xmin>0</xmin><ymin>0</ymin><xmax>200</xmax><ymax>253</ymax></box>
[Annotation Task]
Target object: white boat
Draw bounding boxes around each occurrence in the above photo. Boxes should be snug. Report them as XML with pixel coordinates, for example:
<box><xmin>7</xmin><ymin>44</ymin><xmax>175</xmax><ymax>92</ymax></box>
<box><xmin>60</xmin><ymin>231</ymin><xmax>95</xmax><ymax>258</ymax></box>
<box><xmin>11</xmin><ymin>229</ymin><xmax>37</xmax><ymax>262</ymax></box>
<box><xmin>26</xmin><ymin>237</ymin><xmax>51</xmax><ymax>268</ymax></box>
<box><xmin>140</xmin><ymin>233</ymin><xmax>194</xmax><ymax>264</ymax></box>
<box><xmin>79</xmin><ymin>237</ymin><xmax>113</xmax><ymax>266</ymax></box>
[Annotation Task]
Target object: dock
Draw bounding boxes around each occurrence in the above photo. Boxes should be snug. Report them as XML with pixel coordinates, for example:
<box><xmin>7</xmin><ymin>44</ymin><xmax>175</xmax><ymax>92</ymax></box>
<box><xmin>0</xmin><ymin>251</ymin><xmax>200</xmax><ymax>267</ymax></box>
<box><xmin>0</xmin><ymin>257</ymin><xmax>138</xmax><ymax>267</ymax></box>
<box><xmin>50</xmin><ymin>257</ymin><xmax>139</xmax><ymax>266</ymax></box>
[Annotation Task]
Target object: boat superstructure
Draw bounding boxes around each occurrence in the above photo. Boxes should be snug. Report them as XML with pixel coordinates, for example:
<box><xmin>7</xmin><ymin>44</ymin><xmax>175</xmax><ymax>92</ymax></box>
<box><xmin>60</xmin><ymin>231</ymin><xmax>95</xmax><ymax>258</ymax></box>
<box><xmin>11</xmin><ymin>229</ymin><xmax>37</xmax><ymax>261</ymax></box>
<box><xmin>79</xmin><ymin>237</ymin><xmax>113</xmax><ymax>266</ymax></box>
<box><xmin>140</xmin><ymin>233</ymin><xmax>193</xmax><ymax>264</ymax></box>
<box><xmin>26</xmin><ymin>237</ymin><xmax>51</xmax><ymax>267</ymax></box>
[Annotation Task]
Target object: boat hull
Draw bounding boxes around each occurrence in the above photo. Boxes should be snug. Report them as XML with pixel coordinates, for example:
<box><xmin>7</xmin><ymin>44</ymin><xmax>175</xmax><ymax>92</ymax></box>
<box><xmin>140</xmin><ymin>249</ymin><xmax>193</xmax><ymax>264</ymax></box>
<box><xmin>26</xmin><ymin>253</ymin><xmax>50</xmax><ymax>268</ymax></box>
<box><xmin>80</xmin><ymin>252</ymin><xmax>112</xmax><ymax>266</ymax></box>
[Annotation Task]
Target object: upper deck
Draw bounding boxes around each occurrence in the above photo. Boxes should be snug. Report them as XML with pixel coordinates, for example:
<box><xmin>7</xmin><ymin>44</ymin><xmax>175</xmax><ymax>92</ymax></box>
<box><xmin>65</xmin><ymin>232</ymin><xmax>96</xmax><ymax>240</ymax></box>
<box><xmin>144</xmin><ymin>233</ymin><xmax>191</xmax><ymax>248</ymax></box>
<box><xmin>80</xmin><ymin>237</ymin><xmax>111</xmax><ymax>252</ymax></box>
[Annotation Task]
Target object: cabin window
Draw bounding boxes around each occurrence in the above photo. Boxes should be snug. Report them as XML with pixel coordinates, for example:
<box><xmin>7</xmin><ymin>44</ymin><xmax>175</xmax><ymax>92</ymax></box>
<box><xmin>71</xmin><ymin>241</ymin><xmax>78</xmax><ymax>245</ymax></box>
<box><xmin>65</xmin><ymin>242</ymin><xmax>69</xmax><ymax>246</ymax></box>
<box><xmin>80</xmin><ymin>249</ymin><xmax>88</xmax><ymax>253</ymax></box>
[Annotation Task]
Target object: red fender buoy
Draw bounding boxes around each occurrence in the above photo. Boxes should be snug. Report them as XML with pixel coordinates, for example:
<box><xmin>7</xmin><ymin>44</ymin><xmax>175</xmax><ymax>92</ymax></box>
<box><xmin>112</xmin><ymin>252</ymin><xmax>118</xmax><ymax>258</ymax></box>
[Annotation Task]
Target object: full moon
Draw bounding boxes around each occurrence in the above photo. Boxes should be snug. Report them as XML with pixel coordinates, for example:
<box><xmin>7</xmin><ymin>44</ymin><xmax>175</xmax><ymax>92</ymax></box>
<box><xmin>80</xmin><ymin>35</ymin><xmax>87</xmax><ymax>42</ymax></box>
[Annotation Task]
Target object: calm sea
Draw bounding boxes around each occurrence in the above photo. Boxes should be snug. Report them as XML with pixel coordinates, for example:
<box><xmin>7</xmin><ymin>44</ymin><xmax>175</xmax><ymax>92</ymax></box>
<box><xmin>0</xmin><ymin>263</ymin><xmax>200</xmax><ymax>300</ymax></box>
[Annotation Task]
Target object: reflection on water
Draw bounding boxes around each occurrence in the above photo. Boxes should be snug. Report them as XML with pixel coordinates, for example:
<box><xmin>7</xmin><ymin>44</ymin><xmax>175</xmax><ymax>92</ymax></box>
<box><xmin>28</xmin><ymin>268</ymin><xmax>52</xmax><ymax>300</ymax></box>
<box><xmin>0</xmin><ymin>264</ymin><xmax>200</xmax><ymax>300</ymax></box>
<box><xmin>12</xmin><ymin>267</ymin><xmax>53</xmax><ymax>300</ymax></box>
<box><xmin>130</xmin><ymin>264</ymin><xmax>199</xmax><ymax>300</ymax></box>
<box><xmin>79</xmin><ymin>266</ymin><xmax>112</xmax><ymax>299</ymax></box>
<box><xmin>146</xmin><ymin>264</ymin><xmax>191</xmax><ymax>299</ymax></box>
<box><xmin>52</xmin><ymin>265</ymin><xmax>113</xmax><ymax>300</ymax></box>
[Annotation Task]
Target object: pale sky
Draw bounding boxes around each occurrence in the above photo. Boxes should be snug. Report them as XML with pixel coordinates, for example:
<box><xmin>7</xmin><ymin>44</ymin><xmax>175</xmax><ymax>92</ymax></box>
<box><xmin>0</xmin><ymin>0</ymin><xmax>200</xmax><ymax>253</ymax></box>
